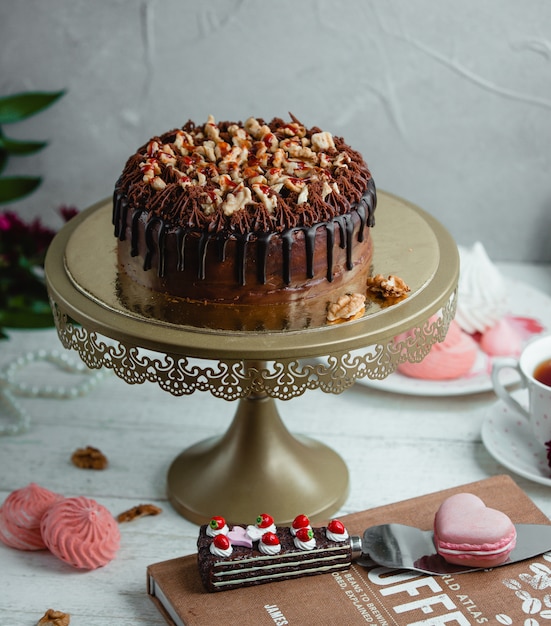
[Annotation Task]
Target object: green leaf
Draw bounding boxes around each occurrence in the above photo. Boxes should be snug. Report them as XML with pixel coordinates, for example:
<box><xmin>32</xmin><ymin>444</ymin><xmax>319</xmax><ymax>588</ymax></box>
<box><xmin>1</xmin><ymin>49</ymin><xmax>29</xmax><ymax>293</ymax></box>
<box><xmin>0</xmin><ymin>133</ymin><xmax>48</xmax><ymax>156</ymax></box>
<box><xmin>0</xmin><ymin>90</ymin><xmax>65</xmax><ymax>124</ymax></box>
<box><xmin>0</xmin><ymin>309</ymin><xmax>54</xmax><ymax>329</ymax></box>
<box><xmin>0</xmin><ymin>149</ymin><xmax>7</xmax><ymax>175</ymax></box>
<box><xmin>0</xmin><ymin>176</ymin><xmax>42</xmax><ymax>203</ymax></box>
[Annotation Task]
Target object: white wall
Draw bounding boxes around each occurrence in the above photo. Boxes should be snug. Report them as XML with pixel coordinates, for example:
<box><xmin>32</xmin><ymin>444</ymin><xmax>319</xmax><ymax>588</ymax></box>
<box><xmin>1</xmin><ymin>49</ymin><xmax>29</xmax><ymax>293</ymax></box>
<box><xmin>1</xmin><ymin>0</ymin><xmax>550</xmax><ymax>262</ymax></box>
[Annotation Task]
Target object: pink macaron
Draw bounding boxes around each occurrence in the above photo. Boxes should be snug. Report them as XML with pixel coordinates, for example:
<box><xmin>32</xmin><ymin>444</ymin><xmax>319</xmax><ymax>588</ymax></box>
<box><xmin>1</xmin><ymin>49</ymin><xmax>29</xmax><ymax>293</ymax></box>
<box><xmin>397</xmin><ymin>320</ymin><xmax>478</xmax><ymax>381</ymax></box>
<box><xmin>434</xmin><ymin>493</ymin><xmax>516</xmax><ymax>568</ymax></box>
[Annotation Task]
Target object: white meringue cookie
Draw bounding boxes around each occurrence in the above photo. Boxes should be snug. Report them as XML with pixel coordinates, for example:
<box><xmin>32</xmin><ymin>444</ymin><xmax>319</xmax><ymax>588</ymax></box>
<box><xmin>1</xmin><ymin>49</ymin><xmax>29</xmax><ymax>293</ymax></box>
<box><xmin>455</xmin><ymin>242</ymin><xmax>508</xmax><ymax>334</ymax></box>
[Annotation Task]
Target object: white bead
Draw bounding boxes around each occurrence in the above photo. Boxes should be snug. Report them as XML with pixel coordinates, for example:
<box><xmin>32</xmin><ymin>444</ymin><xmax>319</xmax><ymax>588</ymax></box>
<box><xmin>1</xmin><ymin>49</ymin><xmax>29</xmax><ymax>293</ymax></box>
<box><xmin>0</xmin><ymin>349</ymin><xmax>108</xmax><ymax>436</ymax></box>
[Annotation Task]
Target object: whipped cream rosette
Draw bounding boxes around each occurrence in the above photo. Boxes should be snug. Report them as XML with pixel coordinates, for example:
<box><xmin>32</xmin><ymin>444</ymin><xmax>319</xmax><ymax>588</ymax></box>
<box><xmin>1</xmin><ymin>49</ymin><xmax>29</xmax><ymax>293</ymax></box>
<box><xmin>206</xmin><ymin>516</ymin><xmax>229</xmax><ymax>537</ymax></box>
<box><xmin>0</xmin><ymin>483</ymin><xmax>63</xmax><ymax>550</ymax></box>
<box><xmin>246</xmin><ymin>513</ymin><xmax>276</xmax><ymax>541</ymax></box>
<box><xmin>210</xmin><ymin>534</ymin><xmax>233</xmax><ymax>557</ymax></box>
<box><xmin>455</xmin><ymin>242</ymin><xmax>508</xmax><ymax>334</ymax></box>
<box><xmin>293</xmin><ymin>527</ymin><xmax>316</xmax><ymax>550</ymax></box>
<box><xmin>291</xmin><ymin>514</ymin><xmax>311</xmax><ymax>537</ymax></box>
<box><xmin>259</xmin><ymin>532</ymin><xmax>282</xmax><ymax>555</ymax></box>
<box><xmin>40</xmin><ymin>496</ymin><xmax>120</xmax><ymax>569</ymax></box>
<box><xmin>326</xmin><ymin>519</ymin><xmax>349</xmax><ymax>542</ymax></box>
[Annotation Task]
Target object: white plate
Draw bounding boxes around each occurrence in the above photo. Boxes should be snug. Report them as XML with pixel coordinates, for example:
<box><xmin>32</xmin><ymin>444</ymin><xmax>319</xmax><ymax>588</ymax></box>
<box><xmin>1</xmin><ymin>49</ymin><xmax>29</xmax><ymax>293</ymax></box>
<box><xmin>481</xmin><ymin>393</ymin><xmax>551</xmax><ymax>486</ymax></box>
<box><xmin>357</xmin><ymin>281</ymin><xmax>549</xmax><ymax>397</ymax></box>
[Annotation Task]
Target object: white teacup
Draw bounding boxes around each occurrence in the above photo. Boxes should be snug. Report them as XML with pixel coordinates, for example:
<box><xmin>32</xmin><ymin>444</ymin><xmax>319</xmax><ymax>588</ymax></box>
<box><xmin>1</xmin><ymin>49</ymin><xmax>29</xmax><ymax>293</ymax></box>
<box><xmin>491</xmin><ymin>334</ymin><xmax>551</xmax><ymax>446</ymax></box>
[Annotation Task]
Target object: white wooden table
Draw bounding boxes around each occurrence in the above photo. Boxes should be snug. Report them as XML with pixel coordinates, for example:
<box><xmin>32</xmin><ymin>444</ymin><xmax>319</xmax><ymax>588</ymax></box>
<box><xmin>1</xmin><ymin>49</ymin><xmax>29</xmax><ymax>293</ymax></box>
<box><xmin>1</xmin><ymin>262</ymin><xmax>550</xmax><ymax>625</ymax></box>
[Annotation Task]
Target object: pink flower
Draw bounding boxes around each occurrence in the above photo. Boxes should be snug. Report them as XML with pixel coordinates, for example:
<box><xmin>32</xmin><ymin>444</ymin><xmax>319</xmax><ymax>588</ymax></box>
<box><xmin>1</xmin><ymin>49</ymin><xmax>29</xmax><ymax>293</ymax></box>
<box><xmin>0</xmin><ymin>214</ymin><xmax>11</xmax><ymax>231</ymax></box>
<box><xmin>59</xmin><ymin>206</ymin><xmax>79</xmax><ymax>222</ymax></box>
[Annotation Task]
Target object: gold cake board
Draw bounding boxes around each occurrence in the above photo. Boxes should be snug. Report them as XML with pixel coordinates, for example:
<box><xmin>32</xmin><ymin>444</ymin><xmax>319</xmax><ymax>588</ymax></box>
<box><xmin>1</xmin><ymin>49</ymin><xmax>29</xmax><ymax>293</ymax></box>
<box><xmin>45</xmin><ymin>191</ymin><xmax>459</xmax><ymax>524</ymax></box>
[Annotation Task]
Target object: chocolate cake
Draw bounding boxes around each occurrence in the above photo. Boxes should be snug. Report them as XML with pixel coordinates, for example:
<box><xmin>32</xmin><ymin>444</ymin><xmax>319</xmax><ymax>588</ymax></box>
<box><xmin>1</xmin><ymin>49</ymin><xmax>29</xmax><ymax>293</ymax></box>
<box><xmin>197</xmin><ymin>515</ymin><xmax>352</xmax><ymax>592</ymax></box>
<box><xmin>113</xmin><ymin>115</ymin><xmax>376</xmax><ymax>331</ymax></box>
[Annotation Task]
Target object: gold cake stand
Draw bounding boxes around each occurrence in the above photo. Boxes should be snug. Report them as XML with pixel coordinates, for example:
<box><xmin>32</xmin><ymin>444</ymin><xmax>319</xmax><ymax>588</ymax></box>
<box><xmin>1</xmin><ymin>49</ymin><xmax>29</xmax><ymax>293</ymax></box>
<box><xmin>45</xmin><ymin>191</ymin><xmax>459</xmax><ymax>525</ymax></box>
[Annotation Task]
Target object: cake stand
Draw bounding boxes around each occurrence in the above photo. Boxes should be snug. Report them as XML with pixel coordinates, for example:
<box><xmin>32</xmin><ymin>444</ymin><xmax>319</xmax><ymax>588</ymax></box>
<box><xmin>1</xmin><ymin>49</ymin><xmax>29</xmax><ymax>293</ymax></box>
<box><xmin>44</xmin><ymin>191</ymin><xmax>459</xmax><ymax>525</ymax></box>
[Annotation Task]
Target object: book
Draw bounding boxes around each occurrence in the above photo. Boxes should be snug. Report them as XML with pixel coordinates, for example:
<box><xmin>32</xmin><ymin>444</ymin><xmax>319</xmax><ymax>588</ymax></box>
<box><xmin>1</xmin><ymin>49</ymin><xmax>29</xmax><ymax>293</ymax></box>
<box><xmin>147</xmin><ymin>475</ymin><xmax>551</xmax><ymax>625</ymax></box>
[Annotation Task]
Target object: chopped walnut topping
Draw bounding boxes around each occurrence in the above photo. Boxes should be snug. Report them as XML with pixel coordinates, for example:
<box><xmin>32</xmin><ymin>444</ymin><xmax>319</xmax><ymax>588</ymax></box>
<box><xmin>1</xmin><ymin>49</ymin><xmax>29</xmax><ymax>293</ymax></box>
<box><xmin>297</xmin><ymin>186</ymin><xmax>309</xmax><ymax>205</ymax></box>
<box><xmin>252</xmin><ymin>182</ymin><xmax>278</xmax><ymax>213</ymax></box>
<box><xmin>366</xmin><ymin>274</ymin><xmax>410</xmax><ymax>298</ymax></box>
<box><xmin>140</xmin><ymin>158</ymin><xmax>160</xmax><ymax>182</ymax></box>
<box><xmin>311</xmin><ymin>131</ymin><xmax>336</xmax><ymax>151</ymax></box>
<box><xmin>117</xmin><ymin>503</ymin><xmax>162</xmax><ymax>523</ymax></box>
<box><xmin>136</xmin><ymin>115</ymin><xmax>357</xmax><ymax>217</ymax></box>
<box><xmin>327</xmin><ymin>293</ymin><xmax>366</xmax><ymax>323</ymax></box>
<box><xmin>71</xmin><ymin>446</ymin><xmax>108</xmax><ymax>470</ymax></box>
<box><xmin>37</xmin><ymin>609</ymin><xmax>70</xmax><ymax>626</ymax></box>
<box><xmin>223</xmin><ymin>184</ymin><xmax>252</xmax><ymax>216</ymax></box>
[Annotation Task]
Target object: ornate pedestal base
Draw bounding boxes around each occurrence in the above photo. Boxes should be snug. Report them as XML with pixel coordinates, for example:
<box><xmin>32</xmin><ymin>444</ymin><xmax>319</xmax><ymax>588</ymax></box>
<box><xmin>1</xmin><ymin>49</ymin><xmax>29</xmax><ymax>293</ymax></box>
<box><xmin>167</xmin><ymin>394</ymin><xmax>348</xmax><ymax>524</ymax></box>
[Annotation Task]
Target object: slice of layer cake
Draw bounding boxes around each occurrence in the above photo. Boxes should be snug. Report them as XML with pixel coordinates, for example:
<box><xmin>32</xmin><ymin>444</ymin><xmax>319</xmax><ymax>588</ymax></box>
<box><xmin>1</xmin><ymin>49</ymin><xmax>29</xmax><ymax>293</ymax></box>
<box><xmin>197</xmin><ymin>514</ymin><xmax>351</xmax><ymax>592</ymax></box>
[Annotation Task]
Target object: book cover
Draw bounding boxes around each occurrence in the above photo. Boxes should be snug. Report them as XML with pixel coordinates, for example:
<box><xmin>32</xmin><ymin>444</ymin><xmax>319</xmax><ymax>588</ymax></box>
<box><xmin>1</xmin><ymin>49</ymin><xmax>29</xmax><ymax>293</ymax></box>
<box><xmin>147</xmin><ymin>475</ymin><xmax>551</xmax><ymax>625</ymax></box>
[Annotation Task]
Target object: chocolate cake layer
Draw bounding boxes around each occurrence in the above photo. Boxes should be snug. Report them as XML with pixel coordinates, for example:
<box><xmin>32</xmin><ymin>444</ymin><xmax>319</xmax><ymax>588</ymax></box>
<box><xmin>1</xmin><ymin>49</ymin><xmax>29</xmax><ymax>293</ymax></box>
<box><xmin>114</xmin><ymin>181</ymin><xmax>374</xmax><ymax>302</ymax></box>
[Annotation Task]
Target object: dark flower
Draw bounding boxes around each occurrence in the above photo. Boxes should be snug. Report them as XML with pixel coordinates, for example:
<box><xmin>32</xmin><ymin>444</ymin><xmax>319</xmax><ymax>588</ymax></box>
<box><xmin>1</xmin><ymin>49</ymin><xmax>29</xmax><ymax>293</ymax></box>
<box><xmin>0</xmin><ymin>206</ymin><xmax>78</xmax><ymax>337</ymax></box>
<box><xmin>59</xmin><ymin>205</ymin><xmax>79</xmax><ymax>222</ymax></box>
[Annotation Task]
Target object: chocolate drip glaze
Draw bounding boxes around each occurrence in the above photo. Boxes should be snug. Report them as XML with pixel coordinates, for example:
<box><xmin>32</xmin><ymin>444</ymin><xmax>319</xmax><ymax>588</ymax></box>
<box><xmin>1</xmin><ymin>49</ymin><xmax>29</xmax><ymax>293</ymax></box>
<box><xmin>256</xmin><ymin>233</ymin><xmax>272</xmax><ymax>284</ymax></box>
<box><xmin>198</xmin><ymin>233</ymin><xmax>208</xmax><ymax>280</ymax></box>
<box><xmin>175</xmin><ymin>228</ymin><xmax>185</xmax><ymax>271</ymax></box>
<box><xmin>130</xmin><ymin>210</ymin><xmax>142</xmax><ymax>256</ymax></box>
<box><xmin>325</xmin><ymin>222</ymin><xmax>336</xmax><ymax>283</ymax></box>
<box><xmin>113</xmin><ymin>178</ymin><xmax>376</xmax><ymax>287</ymax></box>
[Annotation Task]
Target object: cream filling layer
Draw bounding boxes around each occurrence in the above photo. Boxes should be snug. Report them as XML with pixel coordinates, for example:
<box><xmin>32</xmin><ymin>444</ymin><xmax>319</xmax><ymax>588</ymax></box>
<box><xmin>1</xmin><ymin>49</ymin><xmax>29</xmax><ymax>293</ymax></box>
<box><xmin>212</xmin><ymin>560</ymin><xmax>350</xmax><ymax>588</ymax></box>
<box><xmin>438</xmin><ymin>536</ymin><xmax>516</xmax><ymax>558</ymax></box>
<box><xmin>212</xmin><ymin>544</ymin><xmax>349</xmax><ymax>568</ymax></box>
<box><xmin>212</xmin><ymin>550</ymin><xmax>350</xmax><ymax>580</ymax></box>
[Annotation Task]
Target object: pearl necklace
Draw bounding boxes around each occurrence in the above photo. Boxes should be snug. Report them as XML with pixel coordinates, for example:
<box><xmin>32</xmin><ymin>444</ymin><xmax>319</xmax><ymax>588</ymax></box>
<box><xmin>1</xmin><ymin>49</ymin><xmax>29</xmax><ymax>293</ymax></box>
<box><xmin>0</xmin><ymin>349</ymin><xmax>108</xmax><ymax>436</ymax></box>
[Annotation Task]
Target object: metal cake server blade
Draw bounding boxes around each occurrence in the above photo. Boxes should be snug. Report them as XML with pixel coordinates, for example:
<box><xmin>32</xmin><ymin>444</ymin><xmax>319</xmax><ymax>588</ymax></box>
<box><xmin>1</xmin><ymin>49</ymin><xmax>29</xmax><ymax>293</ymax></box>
<box><xmin>352</xmin><ymin>523</ymin><xmax>551</xmax><ymax>575</ymax></box>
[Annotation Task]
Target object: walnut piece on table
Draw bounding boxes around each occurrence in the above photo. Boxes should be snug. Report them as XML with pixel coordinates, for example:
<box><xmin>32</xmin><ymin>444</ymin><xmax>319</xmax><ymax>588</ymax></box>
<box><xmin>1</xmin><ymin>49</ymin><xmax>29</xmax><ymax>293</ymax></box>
<box><xmin>326</xmin><ymin>293</ymin><xmax>366</xmax><ymax>323</ymax></box>
<box><xmin>117</xmin><ymin>503</ymin><xmax>163</xmax><ymax>523</ymax></box>
<box><xmin>37</xmin><ymin>609</ymin><xmax>70</xmax><ymax>626</ymax></box>
<box><xmin>366</xmin><ymin>274</ymin><xmax>410</xmax><ymax>298</ymax></box>
<box><xmin>70</xmin><ymin>445</ymin><xmax>108</xmax><ymax>470</ymax></box>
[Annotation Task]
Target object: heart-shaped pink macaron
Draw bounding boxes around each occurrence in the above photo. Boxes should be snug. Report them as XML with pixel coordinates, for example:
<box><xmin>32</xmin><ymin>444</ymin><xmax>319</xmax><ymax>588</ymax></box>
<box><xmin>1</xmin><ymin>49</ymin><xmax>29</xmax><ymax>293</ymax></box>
<box><xmin>434</xmin><ymin>493</ymin><xmax>516</xmax><ymax>567</ymax></box>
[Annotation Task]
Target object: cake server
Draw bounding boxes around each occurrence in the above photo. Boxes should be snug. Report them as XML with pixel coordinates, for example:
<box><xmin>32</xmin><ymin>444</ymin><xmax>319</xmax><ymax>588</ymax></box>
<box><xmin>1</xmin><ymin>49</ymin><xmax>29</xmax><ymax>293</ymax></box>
<box><xmin>351</xmin><ymin>523</ymin><xmax>551</xmax><ymax>575</ymax></box>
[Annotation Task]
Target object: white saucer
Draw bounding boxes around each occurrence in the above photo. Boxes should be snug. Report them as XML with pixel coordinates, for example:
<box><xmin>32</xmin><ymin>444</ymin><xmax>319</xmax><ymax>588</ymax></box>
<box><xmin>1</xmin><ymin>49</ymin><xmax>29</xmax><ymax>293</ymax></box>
<box><xmin>358</xmin><ymin>351</ymin><xmax>493</xmax><ymax>396</ymax></box>
<box><xmin>481</xmin><ymin>392</ymin><xmax>551</xmax><ymax>486</ymax></box>
<box><xmin>358</xmin><ymin>280</ymin><xmax>549</xmax><ymax>397</ymax></box>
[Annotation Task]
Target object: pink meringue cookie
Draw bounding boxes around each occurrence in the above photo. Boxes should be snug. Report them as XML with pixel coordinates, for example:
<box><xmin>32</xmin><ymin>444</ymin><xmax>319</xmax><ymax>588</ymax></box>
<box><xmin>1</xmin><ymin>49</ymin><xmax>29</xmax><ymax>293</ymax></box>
<box><xmin>398</xmin><ymin>320</ymin><xmax>478</xmax><ymax>380</ymax></box>
<box><xmin>479</xmin><ymin>317</ymin><xmax>523</xmax><ymax>357</ymax></box>
<box><xmin>0</xmin><ymin>507</ymin><xmax>46</xmax><ymax>550</ymax></box>
<box><xmin>40</xmin><ymin>496</ymin><xmax>120</xmax><ymax>569</ymax></box>
<box><xmin>0</xmin><ymin>483</ymin><xmax>63</xmax><ymax>550</ymax></box>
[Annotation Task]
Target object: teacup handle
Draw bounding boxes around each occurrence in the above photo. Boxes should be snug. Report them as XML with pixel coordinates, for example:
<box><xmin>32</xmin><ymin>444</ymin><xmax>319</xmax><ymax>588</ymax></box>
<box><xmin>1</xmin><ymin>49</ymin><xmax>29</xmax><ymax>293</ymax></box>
<box><xmin>491</xmin><ymin>358</ymin><xmax>529</xmax><ymax>419</ymax></box>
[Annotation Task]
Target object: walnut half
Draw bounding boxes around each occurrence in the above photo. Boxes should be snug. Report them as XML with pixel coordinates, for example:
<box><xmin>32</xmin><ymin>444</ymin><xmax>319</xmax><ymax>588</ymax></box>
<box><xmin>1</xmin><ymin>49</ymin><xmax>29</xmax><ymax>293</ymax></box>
<box><xmin>37</xmin><ymin>609</ymin><xmax>70</xmax><ymax>626</ymax></box>
<box><xmin>117</xmin><ymin>503</ymin><xmax>163</xmax><ymax>523</ymax></box>
<box><xmin>327</xmin><ymin>293</ymin><xmax>366</xmax><ymax>323</ymax></box>
<box><xmin>70</xmin><ymin>446</ymin><xmax>108</xmax><ymax>470</ymax></box>
<box><xmin>366</xmin><ymin>274</ymin><xmax>410</xmax><ymax>298</ymax></box>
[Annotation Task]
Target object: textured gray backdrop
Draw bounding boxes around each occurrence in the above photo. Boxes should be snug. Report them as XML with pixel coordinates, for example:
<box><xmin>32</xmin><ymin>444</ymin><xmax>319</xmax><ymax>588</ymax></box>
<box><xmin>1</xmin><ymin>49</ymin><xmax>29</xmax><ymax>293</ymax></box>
<box><xmin>1</xmin><ymin>0</ymin><xmax>550</xmax><ymax>261</ymax></box>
